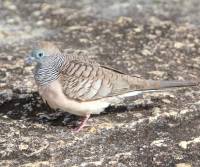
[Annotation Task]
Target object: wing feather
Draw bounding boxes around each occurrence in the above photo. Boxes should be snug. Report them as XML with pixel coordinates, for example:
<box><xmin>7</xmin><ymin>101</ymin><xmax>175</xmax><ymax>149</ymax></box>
<box><xmin>59</xmin><ymin>53</ymin><xmax>149</xmax><ymax>101</ymax></box>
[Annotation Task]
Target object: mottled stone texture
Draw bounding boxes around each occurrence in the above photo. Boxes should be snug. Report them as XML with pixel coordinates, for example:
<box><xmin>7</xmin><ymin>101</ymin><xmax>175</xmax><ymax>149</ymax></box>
<box><xmin>0</xmin><ymin>0</ymin><xmax>200</xmax><ymax>167</ymax></box>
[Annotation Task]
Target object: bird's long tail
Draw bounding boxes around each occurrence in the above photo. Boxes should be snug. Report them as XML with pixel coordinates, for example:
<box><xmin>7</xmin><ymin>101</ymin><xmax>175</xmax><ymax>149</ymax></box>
<box><xmin>145</xmin><ymin>80</ymin><xmax>198</xmax><ymax>90</ymax></box>
<box><xmin>120</xmin><ymin>79</ymin><xmax>198</xmax><ymax>98</ymax></box>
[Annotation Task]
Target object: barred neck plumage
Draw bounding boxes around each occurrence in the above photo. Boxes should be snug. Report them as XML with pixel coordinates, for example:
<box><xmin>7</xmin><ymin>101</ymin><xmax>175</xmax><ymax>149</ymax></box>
<box><xmin>34</xmin><ymin>54</ymin><xmax>65</xmax><ymax>85</ymax></box>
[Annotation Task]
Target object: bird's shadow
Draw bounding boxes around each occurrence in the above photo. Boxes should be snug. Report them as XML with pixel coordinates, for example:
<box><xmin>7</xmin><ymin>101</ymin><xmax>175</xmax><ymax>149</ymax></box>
<box><xmin>0</xmin><ymin>89</ymin><xmax>159</xmax><ymax>128</ymax></box>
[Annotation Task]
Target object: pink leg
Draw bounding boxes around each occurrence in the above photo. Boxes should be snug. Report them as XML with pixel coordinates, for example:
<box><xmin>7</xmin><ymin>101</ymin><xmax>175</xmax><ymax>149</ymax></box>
<box><xmin>73</xmin><ymin>114</ymin><xmax>90</xmax><ymax>132</ymax></box>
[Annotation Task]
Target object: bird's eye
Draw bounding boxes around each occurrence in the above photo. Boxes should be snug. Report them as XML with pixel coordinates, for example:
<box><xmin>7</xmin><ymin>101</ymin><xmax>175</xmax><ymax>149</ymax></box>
<box><xmin>38</xmin><ymin>52</ymin><xmax>43</xmax><ymax>57</ymax></box>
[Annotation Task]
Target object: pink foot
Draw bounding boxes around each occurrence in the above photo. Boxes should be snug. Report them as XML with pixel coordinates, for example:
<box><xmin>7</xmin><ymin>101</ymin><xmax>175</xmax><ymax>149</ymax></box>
<box><xmin>73</xmin><ymin>114</ymin><xmax>90</xmax><ymax>133</ymax></box>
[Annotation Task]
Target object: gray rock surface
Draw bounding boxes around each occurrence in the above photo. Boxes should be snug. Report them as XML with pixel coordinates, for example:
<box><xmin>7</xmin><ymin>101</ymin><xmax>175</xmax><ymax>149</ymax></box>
<box><xmin>0</xmin><ymin>0</ymin><xmax>200</xmax><ymax>166</ymax></box>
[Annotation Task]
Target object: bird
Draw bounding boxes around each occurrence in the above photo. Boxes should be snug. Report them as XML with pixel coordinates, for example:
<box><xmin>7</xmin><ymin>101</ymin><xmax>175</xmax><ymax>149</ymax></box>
<box><xmin>26</xmin><ymin>41</ymin><xmax>197</xmax><ymax>132</ymax></box>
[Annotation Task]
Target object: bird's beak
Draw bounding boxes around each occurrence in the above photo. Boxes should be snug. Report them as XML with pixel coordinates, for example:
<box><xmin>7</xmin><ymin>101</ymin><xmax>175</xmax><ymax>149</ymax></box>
<box><xmin>25</xmin><ymin>55</ymin><xmax>34</xmax><ymax>65</ymax></box>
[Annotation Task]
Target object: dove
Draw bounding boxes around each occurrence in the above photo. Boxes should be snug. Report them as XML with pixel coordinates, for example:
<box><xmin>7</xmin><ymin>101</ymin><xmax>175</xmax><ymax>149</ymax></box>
<box><xmin>27</xmin><ymin>41</ymin><xmax>197</xmax><ymax>132</ymax></box>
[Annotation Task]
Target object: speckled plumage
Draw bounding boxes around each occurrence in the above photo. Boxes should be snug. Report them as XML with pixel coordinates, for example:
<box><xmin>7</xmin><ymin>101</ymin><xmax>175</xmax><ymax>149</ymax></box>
<box><xmin>28</xmin><ymin>41</ymin><xmax>197</xmax><ymax>132</ymax></box>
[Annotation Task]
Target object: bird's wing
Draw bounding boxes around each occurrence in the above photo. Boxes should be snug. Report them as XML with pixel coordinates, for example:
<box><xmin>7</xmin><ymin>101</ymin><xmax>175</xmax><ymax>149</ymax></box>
<box><xmin>59</xmin><ymin>54</ymin><xmax>196</xmax><ymax>101</ymax></box>
<box><xmin>59</xmin><ymin>54</ymin><xmax>150</xmax><ymax>101</ymax></box>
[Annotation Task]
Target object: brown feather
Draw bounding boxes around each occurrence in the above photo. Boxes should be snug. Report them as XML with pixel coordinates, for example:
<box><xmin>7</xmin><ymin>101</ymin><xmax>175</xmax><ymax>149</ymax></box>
<box><xmin>59</xmin><ymin>54</ymin><xmax>197</xmax><ymax>101</ymax></box>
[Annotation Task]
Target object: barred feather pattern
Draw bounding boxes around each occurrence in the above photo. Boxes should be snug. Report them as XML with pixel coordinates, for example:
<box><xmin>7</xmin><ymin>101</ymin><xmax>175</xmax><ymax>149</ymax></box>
<box><xmin>59</xmin><ymin>55</ymin><xmax>149</xmax><ymax>101</ymax></box>
<box><xmin>34</xmin><ymin>53</ymin><xmax>65</xmax><ymax>86</ymax></box>
<box><xmin>34</xmin><ymin>47</ymin><xmax>197</xmax><ymax>102</ymax></box>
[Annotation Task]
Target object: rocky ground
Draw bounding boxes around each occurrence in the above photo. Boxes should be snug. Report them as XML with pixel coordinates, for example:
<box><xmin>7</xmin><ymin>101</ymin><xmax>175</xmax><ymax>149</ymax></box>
<box><xmin>0</xmin><ymin>0</ymin><xmax>200</xmax><ymax>167</ymax></box>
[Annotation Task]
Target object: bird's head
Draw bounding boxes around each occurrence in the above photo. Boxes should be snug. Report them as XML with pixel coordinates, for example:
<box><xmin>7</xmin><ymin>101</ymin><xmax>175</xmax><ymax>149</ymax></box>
<box><xmin>26</xmin><ymin>41</ymin><xmax>61</xmax><ymax>65</ymax></box>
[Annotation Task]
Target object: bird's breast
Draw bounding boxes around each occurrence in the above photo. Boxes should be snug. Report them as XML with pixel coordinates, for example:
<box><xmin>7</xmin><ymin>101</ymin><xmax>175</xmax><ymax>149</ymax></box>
<box><xmin>37</xmin><ymin>80</ymin><xmax>111</xmax><ymax>116</ymax></box>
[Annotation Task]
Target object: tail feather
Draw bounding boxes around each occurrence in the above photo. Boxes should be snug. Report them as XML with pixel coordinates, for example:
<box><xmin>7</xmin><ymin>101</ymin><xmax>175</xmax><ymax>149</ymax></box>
<box><xmin>147</xmin><ymin>80</ymin><xmax>198</xmax><ymax>90</ymax></box>
<box><xmin>120</xmin><ymin>80</ymin><xmax>198</xmax><ymax>98</ymax></box>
